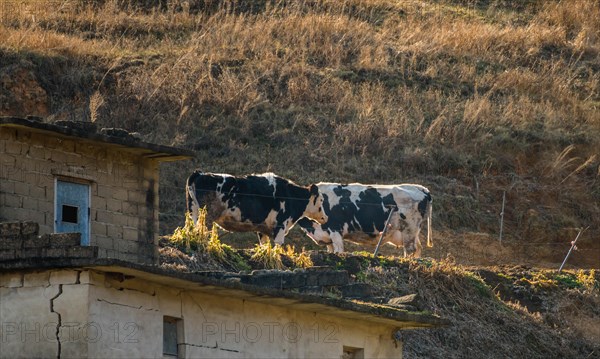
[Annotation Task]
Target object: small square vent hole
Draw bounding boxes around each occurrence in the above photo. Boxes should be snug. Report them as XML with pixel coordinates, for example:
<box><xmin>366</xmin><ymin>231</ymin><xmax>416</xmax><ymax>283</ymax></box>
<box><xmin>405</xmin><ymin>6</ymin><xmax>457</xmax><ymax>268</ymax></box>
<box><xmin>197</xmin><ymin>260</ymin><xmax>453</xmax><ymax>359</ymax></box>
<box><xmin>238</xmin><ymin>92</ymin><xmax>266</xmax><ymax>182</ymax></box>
<box><xmin>62</xmin><ymin>205</ymin><xmax>78</xmax><ymax>224</ymax></box>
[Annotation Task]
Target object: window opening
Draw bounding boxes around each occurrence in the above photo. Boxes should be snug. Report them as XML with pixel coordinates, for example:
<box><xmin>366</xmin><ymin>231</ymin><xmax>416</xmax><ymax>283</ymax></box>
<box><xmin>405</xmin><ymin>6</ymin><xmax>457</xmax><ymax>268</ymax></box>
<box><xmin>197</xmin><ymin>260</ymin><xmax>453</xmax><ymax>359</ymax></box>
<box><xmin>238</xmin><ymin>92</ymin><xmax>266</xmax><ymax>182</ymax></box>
<box><xmin>62</xmin><ymin>205</ymin><xmax>79</xmax><ymax>224</ymax></box>
<box><xmin>343</xmin><ymin>346</ymin><xmax>365</xmax><ymax>359</ymax></box>
<box><xmin>163</xmin><ymin>316</ymin><xmax>183</xmax><ymax>357</ymax></box>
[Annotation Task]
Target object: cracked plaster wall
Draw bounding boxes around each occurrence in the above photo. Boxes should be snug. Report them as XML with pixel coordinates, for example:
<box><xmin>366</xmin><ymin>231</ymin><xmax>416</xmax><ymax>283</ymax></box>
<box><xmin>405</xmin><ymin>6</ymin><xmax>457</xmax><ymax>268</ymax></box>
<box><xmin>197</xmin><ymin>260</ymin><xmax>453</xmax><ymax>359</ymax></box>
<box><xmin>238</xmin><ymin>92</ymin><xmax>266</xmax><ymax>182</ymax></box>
<box><xmin>1</xmin><ymin>270</ymin><xmax>403</xmax><ymax>358</ymax></box>
<box><xmin>0</xmin><ymin>270</ymin><xmax>88</xmax><ymax>359</ymax></box>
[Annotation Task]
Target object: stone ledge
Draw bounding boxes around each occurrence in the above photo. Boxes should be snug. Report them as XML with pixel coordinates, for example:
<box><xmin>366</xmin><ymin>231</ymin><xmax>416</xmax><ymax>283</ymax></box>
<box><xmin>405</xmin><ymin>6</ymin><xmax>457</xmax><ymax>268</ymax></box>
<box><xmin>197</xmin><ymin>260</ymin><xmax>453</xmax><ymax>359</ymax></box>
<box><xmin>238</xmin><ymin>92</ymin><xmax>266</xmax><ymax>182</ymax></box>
<box><xmin>0</xmin><ymin>221</ymin><xmax>38</xmax><ymax>237</ymax></box>
<box><xmin>0</xmin><ymin>245</ymin><xmax>99</xmax><ymax>262</ymax></box>
<box><xmin>0</xmin><ymin>221</ymin><xmax>98</xmax><ymax>262</ymax></box>
<box><xmin>340</xmin><ymin>283</ymin><xmax>373</xmax><ymax>298</ymax></box>
<box><xmin>238</xmin><ymin>268</ymin><xmax>350</xmax><ymax>289</ymax></box>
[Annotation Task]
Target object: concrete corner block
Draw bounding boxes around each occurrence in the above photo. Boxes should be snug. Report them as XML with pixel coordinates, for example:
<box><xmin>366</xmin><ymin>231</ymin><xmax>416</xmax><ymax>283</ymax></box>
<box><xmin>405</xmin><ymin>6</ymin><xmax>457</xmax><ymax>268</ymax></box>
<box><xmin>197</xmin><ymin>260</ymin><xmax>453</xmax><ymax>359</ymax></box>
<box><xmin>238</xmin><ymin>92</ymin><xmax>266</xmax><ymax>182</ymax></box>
<box><xmin>23</xmin><ymin>235</ymin><xmax>50</xmax><ymax>248</ymax></box>
<box><xmin>115</xmin><ymin>252</ymin><xmax>138</xmax><ymax>263</ymax></box>
<box><xmin>42</xmin><ymin>247</ymin><xmax>68</xmax><ymax>258</ymax></box>
<box><xmin>0</xmin><ymin>222</ymin><xmax>21</xmax><ymax>237</ymax></box>
<box><xmin>23</xmin><ymin>271</ymin><xmax>50</xmax><ymax>287</ymax></box>
<box><xmin>16</xmin><ymin>248</ymin><xmax>42</xmax><ymax>259</ymax></box>
<box><xmin>48</xmin><ymin>233</ymin><xmax>81</xmax><ymax>247</ymax></box>
<box><xmin>136</xmin><ymin>243</ymin><xmax>157</xmax><ymax>262</ymax></box>
<box><xmin>340</xmin><ymin>283</ymin><xmax>373</xmax><ymax>298</ymax></box>
<box><xmin>66</xmin><ymin>246</ymin><xmax>98</xmax><ymax>258</ymax></box>
<box><xmin>20</xmin><ymin>221</ymin><xmax>39</xmax><ymax>236</ymax></box>
<box><xmin>298</xmin><ymin>286</ymin><xmax>324</xmax><ymax>295</ymax></box>
<box><xmin>0</xmin><ymin>249</ymin><xmax>16</xmax><ymax>261</ymax></box>
<box><xmin>316</xmin><ymin>270</ymin><xmax>349</xmax><ymax>287</ymax></box>
<box><xmin>49</xmin><ymin>270</ymin><xmax>80</xmax><ymax>285</ymax></box>
<box><xmin>0</xmin><ymin>236</ymin><xmax>22</xmax><ymax>250</ymax></box>
<box><xmin>0</xmin><ymin>273</ymin><xmax>24</xmax><ymax>287</ymax></box>
<box><xmin>241</xmin><ymin>270</ymin><xmax>307</xmax><ymax>289</ymax></box>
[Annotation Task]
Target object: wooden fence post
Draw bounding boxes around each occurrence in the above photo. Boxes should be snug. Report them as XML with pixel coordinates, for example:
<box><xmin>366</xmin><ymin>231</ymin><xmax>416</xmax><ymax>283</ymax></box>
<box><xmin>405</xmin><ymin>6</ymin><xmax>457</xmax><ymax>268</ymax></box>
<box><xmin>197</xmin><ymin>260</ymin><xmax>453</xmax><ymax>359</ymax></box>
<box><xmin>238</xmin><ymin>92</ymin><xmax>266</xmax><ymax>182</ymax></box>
<box><xmin>499</xmin><ymin>191</ymin><xmax>506</xmax><ymax>243</ymax></box>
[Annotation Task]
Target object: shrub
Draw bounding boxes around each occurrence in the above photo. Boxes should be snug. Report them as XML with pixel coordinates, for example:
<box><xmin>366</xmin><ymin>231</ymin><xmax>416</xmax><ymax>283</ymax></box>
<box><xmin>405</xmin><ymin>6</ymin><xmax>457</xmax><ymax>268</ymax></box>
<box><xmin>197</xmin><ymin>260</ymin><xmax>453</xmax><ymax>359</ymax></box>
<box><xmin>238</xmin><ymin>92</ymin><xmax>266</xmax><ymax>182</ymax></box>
<box><xmin>284</xmin><ymin>245</ymin><xmax>313</xmax><ymax>268</ymax></box>
<box><xmin>250</xmin><ymin>241</ymin><xmax>285</xmax><ymax>270</ymax></box>
<box><xmin>170</xmin><ymin>208</ymin><xmax>225</xmax><ymax>260</ymax></box>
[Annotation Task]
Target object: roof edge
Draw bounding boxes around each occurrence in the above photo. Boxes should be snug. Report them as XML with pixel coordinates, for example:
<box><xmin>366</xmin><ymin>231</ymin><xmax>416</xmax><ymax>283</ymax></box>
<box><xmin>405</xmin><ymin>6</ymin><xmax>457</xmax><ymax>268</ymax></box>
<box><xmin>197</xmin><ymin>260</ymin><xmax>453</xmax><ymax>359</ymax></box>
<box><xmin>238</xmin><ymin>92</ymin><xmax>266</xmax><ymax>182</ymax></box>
<box><xmin>0</xmin><ymin>257</ymin><xmax>449</xmax><ymax>329</ymax></box>
<box><xmin>0</xmin><ymin>116</ymin><xmax>195</xmax><ymax>162</ymax></box>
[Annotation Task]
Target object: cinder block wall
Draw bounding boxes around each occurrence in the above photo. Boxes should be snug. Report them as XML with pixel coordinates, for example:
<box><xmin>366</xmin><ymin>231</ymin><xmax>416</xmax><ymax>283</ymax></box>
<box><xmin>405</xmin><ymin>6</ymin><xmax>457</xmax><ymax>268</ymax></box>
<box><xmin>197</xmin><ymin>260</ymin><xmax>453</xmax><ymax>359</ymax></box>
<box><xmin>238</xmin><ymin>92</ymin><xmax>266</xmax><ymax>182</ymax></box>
<box><xmin>0</xmin><ymin>126</ymin><xmax>159</xmax><ymax>264</ymax></box>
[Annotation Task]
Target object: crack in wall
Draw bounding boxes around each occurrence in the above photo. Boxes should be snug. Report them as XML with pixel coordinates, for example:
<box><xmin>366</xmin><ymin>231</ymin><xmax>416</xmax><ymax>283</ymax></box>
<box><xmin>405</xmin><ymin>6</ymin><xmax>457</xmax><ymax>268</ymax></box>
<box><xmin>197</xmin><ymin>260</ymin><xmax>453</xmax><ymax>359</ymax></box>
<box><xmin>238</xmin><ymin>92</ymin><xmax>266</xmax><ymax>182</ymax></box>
<box><xmin>49</xmin><ymin>284</ymin><xmax>63</xmax><ymax>359</ymax></box>
<box><xmin>106</xmin><ymin>280</ymin><xmax>156</xmax><ymax>297</ymax></box>
<box><xmin>96</xmin><ymin>298</ymin><xmax>143</xmax><ymax>310</ymax></box>
<box><xmin>183</xmin><ymin>291</ymin><xmax>207</xmax><ymax>321</ymax></box>
<box><xmin>182</xmin><ymin>342</ymin><xmax>240</xmax><ymax>353</ymax></box>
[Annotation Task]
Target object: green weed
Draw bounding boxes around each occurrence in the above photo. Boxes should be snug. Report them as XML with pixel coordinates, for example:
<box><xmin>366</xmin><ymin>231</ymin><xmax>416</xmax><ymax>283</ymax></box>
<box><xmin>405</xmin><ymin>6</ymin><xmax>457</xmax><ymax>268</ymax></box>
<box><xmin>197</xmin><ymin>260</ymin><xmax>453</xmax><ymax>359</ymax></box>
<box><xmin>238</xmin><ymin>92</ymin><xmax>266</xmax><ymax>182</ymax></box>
<box><xmin>465</xmin><ymin>271</ymin><xmax>492</xmax><ymax>298</ymax></box>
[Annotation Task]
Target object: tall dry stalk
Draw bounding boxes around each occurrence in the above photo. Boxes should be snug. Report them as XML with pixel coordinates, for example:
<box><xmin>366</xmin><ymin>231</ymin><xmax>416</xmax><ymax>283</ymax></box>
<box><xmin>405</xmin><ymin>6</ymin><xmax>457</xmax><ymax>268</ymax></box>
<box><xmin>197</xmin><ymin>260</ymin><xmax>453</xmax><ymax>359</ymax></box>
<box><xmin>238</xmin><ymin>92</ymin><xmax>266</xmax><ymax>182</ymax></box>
<box><xmin>89</xmin><ymin>91</ymin><xmax>104</xmax><ymax>123</ymax></box>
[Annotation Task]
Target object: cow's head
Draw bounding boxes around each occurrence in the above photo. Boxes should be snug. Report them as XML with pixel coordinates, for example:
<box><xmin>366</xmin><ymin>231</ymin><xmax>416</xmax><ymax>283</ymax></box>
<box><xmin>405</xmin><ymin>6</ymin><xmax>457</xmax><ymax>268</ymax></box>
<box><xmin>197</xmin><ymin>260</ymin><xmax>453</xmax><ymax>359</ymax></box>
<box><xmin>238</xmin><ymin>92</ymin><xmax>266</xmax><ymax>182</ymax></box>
<box><xmin>297</xmin><ymin>217</ymin><xmax>330</xmax><ymax>245</ymax></box>
<box><xmin>304</xmin><ymin>184</ymin><xmax>328</xmax><ymax>224</ymax></box>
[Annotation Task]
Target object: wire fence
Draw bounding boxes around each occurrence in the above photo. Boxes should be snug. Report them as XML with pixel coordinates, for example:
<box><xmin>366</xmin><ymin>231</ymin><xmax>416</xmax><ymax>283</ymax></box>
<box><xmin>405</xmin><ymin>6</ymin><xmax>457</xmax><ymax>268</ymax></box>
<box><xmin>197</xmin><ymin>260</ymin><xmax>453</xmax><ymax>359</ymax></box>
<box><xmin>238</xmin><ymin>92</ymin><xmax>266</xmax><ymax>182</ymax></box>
<box><xmin>157</xmin><ymin>182</ymin><xmax>598</xmax><ymax>240</ymax></box>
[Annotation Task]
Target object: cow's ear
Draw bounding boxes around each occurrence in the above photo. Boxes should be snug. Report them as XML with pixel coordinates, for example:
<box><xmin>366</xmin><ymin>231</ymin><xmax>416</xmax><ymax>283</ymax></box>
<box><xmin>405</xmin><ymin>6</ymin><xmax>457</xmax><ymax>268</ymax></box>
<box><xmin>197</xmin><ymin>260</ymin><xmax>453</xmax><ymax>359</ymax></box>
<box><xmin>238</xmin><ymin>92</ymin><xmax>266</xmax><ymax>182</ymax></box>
<box><xmin>309</xmin><ymin>184</ymin><xmax>319</xmax><ymax>197</ymax></box>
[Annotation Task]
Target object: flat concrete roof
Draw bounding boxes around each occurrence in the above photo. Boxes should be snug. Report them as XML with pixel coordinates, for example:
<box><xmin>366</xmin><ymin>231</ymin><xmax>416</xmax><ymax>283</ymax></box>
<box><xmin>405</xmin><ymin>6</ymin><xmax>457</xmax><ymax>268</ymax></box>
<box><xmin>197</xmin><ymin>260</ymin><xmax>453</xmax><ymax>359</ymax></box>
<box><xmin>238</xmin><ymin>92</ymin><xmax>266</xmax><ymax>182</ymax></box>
<box><xmin>0</xmin><ymin>257</ymin><xmax>449</xmax><ymax>330</ymax></box>
<box><xmin>0</xmin><ymin>116</ymin><xmax>195</xmax><ymax>162</ymax></box>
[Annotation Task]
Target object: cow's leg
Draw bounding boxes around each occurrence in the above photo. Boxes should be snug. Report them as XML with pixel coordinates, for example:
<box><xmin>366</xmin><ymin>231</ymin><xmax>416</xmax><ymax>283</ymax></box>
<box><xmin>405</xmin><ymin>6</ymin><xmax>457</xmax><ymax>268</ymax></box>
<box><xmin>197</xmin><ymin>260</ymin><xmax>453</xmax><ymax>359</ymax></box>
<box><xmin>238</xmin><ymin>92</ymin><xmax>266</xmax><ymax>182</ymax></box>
<box><xmin>330</xmin><ymin>233</ymin><xmax>344</xmax><ymax>253</ymax></box>
<box><xmin>273</xmin><ymin>226</ymin><xmax>286</xmax><ymax>246</ymax></box>
<box><xmin>391</xmin><ymin>231</ymin><xmax>418</xmax><ymax>258</ymax></box>
<box><xmin>412</xmin><ymin>238</ymin><xmax>423</xmax><ymax>258</ymax></box>
<box><xmin>188</xmin><ymin>193</ymin><xmax>200</xmax><ymax>226</ymax></box>
<box><xmin>326</xmin><ymin>244</ymin><xmax>334</xmax><ymax>253</ymax></box>
<box><xmin>389</xmin><ymin>231</ymin><xmax>409</xmax><ymax>257</ymax></box>
<box><xmin>402</xmin><ymin>230</ymin><xmax>418</xmax><ymax>258</ymax></box>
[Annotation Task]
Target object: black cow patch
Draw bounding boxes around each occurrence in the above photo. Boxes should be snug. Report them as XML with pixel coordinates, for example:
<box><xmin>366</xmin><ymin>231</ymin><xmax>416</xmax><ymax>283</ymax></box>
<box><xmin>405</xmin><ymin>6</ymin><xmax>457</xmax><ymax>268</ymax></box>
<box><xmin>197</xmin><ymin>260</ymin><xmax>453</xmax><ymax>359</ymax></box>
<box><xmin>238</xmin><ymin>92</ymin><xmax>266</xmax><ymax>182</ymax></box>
<box><xmin>186</xmin><ymin>171</ymin><xmax>325</xmax><ymax>245</ymax></box>
<box><xmin>298</xmin><ymin>183</ymin><xmax>432</xmax><ymax>256</ymax></box>
<box><xmin>418</xmin><ymin>191</ymin><xmax>432</xmax><ymax>218</ymax></box>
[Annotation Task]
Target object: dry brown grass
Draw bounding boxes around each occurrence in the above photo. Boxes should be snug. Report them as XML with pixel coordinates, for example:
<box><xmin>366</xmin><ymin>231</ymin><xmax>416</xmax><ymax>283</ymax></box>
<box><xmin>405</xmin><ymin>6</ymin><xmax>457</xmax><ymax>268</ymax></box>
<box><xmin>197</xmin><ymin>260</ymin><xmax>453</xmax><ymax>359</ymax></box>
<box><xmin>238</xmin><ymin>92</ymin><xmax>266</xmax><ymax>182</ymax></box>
<box><xmin>1</xmin><ymin>0</ymin><xmax>598</xmax><ymax>247</ymax></box>
<box><xmin>325</xmin><ymin>255</ymin><xmax>600</xmax><ymax>358</ymax></box>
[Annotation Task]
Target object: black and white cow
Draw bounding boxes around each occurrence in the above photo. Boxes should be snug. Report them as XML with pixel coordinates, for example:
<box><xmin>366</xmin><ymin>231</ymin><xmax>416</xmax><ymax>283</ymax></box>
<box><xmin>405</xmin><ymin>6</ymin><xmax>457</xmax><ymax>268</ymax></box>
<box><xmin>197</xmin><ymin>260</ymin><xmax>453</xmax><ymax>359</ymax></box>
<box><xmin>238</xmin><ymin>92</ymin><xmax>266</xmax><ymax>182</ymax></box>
<box><xmin>297</xmin><ymin>183</ymin><xmax>432</xmax><ymax>257</ymax></box>
<box><xmin>186</xmin><ymin>171</ymin><xmax>328</xmax><ymax>245</ymax></box>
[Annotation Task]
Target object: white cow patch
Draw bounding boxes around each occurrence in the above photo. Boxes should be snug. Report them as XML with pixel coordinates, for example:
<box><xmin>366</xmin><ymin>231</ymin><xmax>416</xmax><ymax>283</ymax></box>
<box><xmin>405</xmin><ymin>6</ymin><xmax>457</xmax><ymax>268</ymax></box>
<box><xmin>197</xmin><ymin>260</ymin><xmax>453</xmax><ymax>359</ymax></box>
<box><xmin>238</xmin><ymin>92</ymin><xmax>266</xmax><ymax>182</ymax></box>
<box><xmin>215</xmin><ymin>176</ymin><xmax>229</xmax><ymax>193</ymax></box>
<box><xmin>260</xmin><ymin>172</ymin><xmax>278</xmax><ymax>196</ymax></box>
<box><xmin>305</xmin><ymin>182</ymin><xmax>432</xmax><ymax>256</ymax></box>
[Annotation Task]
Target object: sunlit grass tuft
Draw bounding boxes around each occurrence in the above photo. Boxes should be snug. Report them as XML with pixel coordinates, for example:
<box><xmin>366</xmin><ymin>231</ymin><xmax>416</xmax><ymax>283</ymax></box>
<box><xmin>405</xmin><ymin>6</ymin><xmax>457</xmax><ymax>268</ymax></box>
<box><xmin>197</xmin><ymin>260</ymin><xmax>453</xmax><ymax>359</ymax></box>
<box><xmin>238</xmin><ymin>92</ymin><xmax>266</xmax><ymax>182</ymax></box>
<box><xmin>251</xmin><ymin>241</ymin><xmax>285</xmax><ymax>270</ymax></box>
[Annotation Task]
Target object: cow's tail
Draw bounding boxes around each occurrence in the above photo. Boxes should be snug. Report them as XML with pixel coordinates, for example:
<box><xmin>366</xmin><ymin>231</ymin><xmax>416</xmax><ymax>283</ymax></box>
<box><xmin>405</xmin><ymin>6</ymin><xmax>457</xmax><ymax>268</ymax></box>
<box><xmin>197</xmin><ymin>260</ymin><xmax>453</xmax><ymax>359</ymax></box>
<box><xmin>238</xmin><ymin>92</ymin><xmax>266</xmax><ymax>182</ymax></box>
<box><xmin>186</xmin><ymin>171</ymin><xmax>201</xmax><ymax>226</ymax></box>
<box><xmin>426</xmin><ymin>196</ymin><xmax>433</xmax><ymax>248</ymax></box>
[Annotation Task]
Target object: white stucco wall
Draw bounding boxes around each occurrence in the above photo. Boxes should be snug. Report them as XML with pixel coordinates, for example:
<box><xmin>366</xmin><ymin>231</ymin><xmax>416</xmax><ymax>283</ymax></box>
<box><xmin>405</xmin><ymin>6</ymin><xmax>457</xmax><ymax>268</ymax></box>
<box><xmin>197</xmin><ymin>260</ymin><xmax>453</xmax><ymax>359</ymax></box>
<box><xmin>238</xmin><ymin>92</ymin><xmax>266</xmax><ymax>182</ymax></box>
<box><xmin>1</xmin><ymin>269</ymin><xmax>403</xmax><ymax>359</ymax></box>
<box><xmin>0</xmin><ymin>270</ymin><xmax>89</xmax><ymax>359</ymax></box>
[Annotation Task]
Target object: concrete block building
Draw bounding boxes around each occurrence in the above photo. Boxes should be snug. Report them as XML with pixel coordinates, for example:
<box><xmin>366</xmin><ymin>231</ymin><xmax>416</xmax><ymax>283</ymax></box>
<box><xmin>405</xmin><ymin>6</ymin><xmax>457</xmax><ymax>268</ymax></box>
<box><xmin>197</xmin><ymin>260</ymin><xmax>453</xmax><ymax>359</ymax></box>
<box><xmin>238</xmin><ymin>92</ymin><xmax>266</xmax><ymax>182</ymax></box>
<box><xmin>0</xmin><ymin>116</ymin><xmax>193</xmax><ymax>264</ymax></box>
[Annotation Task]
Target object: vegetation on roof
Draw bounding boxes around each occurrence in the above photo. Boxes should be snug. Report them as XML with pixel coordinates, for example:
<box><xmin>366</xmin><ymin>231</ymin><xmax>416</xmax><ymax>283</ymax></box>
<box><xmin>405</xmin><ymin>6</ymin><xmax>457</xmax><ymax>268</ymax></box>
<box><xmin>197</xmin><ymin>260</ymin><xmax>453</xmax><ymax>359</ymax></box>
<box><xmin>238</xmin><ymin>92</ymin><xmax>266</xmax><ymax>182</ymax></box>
<box><xmin>159</xmin><ymin>226</ymin><xmax>599</xmax><ymax>358</ymax></box>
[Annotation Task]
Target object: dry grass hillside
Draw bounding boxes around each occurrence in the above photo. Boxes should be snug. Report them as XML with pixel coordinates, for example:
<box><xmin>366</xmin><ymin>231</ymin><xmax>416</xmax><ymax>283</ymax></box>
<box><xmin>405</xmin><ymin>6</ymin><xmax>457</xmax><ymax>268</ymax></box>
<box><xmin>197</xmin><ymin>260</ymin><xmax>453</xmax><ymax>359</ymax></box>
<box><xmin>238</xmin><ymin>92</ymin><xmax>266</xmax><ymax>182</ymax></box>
<box><xmin>1</xmin><ymin>0</ymin><xmax>599</xmax><ymax>267</ymax></box>
<box><xmin>2</xmin><ymin>1</ymin><xmax>599</xmax><ymax>358</ymax></box>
